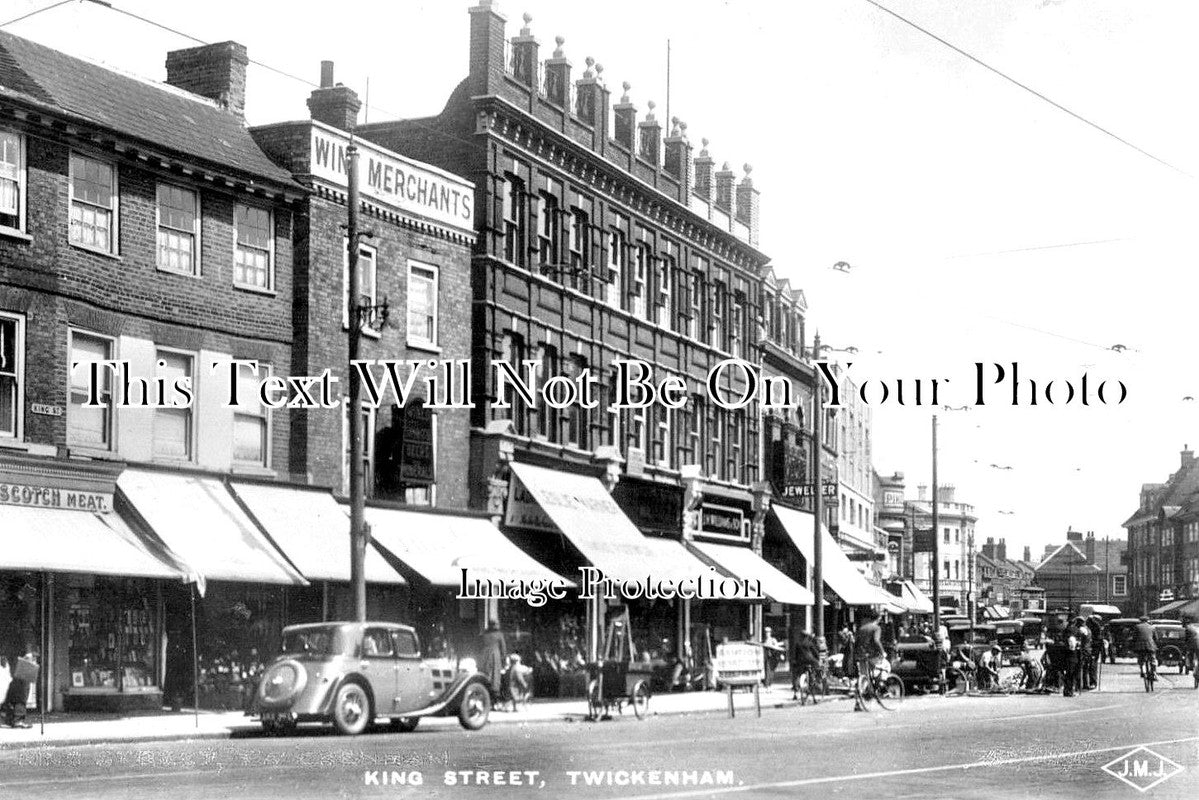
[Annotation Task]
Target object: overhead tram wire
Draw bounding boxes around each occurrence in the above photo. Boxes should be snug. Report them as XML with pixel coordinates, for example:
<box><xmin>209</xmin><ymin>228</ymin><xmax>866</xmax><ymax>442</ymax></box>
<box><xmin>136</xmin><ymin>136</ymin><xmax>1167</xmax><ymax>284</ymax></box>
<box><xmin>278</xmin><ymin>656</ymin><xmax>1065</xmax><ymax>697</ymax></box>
<box><xmin>0</xmin><ymin>0</ymin><xmax>79</xmax><ymax>29</ymax></box>
<box><xmin>69</xmin><ymin>0</ymin><xmax>488</xmax><ymax>157</ymax></box>
<box><xmin>861</xmin><ymin>0</ymin><xmax>1192</xmax><ymax>180</ymax></box>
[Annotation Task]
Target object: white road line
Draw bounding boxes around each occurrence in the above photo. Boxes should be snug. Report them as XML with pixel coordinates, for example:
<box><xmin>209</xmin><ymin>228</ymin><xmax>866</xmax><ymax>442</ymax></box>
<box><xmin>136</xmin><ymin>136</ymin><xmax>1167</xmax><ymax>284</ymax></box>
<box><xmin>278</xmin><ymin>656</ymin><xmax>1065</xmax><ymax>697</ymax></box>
<box><xmin>618</xmin><ymin>735</ymin><xmax>1199</xmax><ymax>800</ymax></box>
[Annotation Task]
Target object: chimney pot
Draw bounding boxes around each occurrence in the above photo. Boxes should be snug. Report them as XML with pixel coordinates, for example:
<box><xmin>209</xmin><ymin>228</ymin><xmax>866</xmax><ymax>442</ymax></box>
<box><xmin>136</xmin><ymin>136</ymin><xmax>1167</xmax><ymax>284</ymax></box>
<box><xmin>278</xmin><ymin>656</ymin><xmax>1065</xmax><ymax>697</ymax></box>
<box><xmin>320</xmin><ymin>60</ymin><xmax>334</xmax><ymax>88</ymax></box>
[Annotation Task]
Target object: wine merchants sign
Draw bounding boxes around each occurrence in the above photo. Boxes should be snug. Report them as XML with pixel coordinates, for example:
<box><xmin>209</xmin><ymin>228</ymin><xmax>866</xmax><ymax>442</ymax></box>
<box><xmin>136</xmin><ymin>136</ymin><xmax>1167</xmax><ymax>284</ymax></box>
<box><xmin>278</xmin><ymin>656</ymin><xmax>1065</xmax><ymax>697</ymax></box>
<box><xmin>308</xmin><ymin>121</ymin><xmax>474</xmax><ymax>235</ymax></box>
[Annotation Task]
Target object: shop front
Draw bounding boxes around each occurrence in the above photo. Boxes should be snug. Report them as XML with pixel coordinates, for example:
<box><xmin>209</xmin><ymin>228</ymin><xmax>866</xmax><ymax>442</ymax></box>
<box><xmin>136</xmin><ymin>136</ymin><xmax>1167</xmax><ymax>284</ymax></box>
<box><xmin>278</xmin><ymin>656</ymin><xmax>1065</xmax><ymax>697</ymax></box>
<box><xmin>771</xmin><ymin>504</ymin><xmax>901</xmax><ymax>648</ymax></box>
<box><xmin>116</xmin><ymin>467</ymin><xmax>308</xmax><ymax>710</ymax></box>
<box><xmin>0</xmin><ymin>453</ymin><xmax>185</xmax><ymax>713</ymax></box>
<box><xmin>503</xmin><ymin>462</ymin><xmax>721</xmax><ymax>689</ymax></box>
<box><xmin>364</xmin><ymin>501</ymin><xmax>568</xmax><ymax>662</ymax></box>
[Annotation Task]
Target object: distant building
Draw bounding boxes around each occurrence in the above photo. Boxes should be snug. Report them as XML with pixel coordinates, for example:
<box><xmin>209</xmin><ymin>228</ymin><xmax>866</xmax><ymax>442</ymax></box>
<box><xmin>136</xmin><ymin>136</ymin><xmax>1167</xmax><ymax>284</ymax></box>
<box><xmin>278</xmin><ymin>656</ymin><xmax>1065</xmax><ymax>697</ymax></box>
<box><xmin>905</xmin><ymin>484</ymin><xmax>977</xmax><ymax>612</ymax></box>
<box><xmin>1033</xmin><ymin>529</ymin><xmax>1128</xmax><ymax>615</ymax></box>
<box><xmin>1122</xmin><ymin>445</ymin><xmax>1199</xmax><ymax>618</ymax></box>
<box><xmin>977</xmin><ymin>537</ymin><xmax>1039</xmax><ymax>616</ymax></box>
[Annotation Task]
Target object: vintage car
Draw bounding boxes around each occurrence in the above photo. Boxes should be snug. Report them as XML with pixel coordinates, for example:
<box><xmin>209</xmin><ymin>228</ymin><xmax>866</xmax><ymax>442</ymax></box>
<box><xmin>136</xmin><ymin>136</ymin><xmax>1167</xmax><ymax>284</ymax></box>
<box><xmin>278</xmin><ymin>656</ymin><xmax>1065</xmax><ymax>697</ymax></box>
<box><xmin>1152</xmin><ymin>622</ymin><xmax>1188</xmax><ymax>673</ymax></box>
<box><xmin>947</xmin><ymin>623</ymin><xmax>998</xmax><ymax>663</ymax></box>
<box><xmin>993</xmin><ymin>621</ymin><xmax>1024</xmax><ymax>664</ymax></box>
<box><xmin>1016</xmin><ymin>617</ymin><xmax>1045</xmax><ymax>649</ymax></box>
<box><xmin>1106</xmin><ymin>618</ymin><xmax>1143</xmax><ymax>660</ymax></box>
<box><xmin>253</xmin><ymin>622</ymin><xmax>492</xmax><ymax>735</ymax></box>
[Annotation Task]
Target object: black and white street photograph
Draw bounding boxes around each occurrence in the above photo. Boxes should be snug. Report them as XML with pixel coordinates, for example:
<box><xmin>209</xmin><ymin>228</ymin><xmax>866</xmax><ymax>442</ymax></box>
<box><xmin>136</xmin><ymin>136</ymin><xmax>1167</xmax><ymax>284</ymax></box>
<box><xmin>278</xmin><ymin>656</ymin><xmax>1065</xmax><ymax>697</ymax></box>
<box><xmin>1</xmin><ymin>1</ymin><xmax>1197</xmax><ymax>798</ymax></box>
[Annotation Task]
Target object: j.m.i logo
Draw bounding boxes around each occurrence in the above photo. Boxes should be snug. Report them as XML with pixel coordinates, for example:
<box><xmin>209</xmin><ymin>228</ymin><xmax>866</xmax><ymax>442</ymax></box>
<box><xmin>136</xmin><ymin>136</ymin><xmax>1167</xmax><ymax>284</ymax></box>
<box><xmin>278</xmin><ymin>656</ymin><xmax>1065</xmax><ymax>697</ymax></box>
<box><xmin>1101</xmin><ymin>746</ymin><xmax>1183</xmax><ymax>792</ymax></box>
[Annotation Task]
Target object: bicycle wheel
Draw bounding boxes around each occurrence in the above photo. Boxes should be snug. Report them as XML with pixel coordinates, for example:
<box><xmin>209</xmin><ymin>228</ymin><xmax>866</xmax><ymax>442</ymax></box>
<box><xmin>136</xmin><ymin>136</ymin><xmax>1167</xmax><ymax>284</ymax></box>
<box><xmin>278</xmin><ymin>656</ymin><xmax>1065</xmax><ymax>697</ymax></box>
<box><xmin>874</xmin><ymin>674</ymin><xmax>904</xmax><ymax>710</ymax></box>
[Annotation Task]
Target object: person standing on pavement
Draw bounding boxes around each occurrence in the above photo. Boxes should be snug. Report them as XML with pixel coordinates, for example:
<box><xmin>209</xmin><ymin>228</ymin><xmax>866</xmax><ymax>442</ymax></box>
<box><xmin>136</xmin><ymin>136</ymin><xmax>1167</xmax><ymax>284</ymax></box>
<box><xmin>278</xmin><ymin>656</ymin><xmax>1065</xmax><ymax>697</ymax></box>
<box><xmin>0</xmin><ymin>581</ymin><xmax>33</xmax><ymax>729</ymax></box>
<box><xmin>761</xmin><ymin>627</ymin><xmax>783</xmax><ymax>688</ymax></box>
<box><xmin>479</xmin><ymin>620</ymin><xmax>508</xmax><ymax>705</ymax></box>
<box><xmin>1062</xmin><ymin>621</ymin><xmax>1082</xmax><ymax>697</ymax></box>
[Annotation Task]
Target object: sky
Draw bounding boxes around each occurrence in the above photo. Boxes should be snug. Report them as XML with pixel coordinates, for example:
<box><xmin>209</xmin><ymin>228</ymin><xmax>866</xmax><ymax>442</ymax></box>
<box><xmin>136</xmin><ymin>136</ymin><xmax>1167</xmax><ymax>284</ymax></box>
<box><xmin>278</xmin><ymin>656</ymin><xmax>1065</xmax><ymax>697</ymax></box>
<box><xmin>7</xmin><ymin>0</ymin><xmax>1197</xmax><ymax>562</ymax></box>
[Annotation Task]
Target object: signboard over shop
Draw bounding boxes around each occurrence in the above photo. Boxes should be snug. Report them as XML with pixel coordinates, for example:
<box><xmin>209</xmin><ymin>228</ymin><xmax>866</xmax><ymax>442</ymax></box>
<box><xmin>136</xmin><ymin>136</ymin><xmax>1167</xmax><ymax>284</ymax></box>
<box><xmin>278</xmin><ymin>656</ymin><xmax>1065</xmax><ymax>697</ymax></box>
<box><xmin>699</xmin><ymin>503</ymin><xmax>747</xmax><ymax>543</ymax></box>
<box><xmin>505</xmin><ymin>475</ymin><xmax>558</xmax><ymax>534</ymax></box>
<box><xmin>0</xmin><ymin>483</ymin><xmax>110</xmax><ymax>513</ymax></box>
<box><xmin>308</xmin><ymin>123</ymin><xmax>475</xmax><ymax>234</ymax></box>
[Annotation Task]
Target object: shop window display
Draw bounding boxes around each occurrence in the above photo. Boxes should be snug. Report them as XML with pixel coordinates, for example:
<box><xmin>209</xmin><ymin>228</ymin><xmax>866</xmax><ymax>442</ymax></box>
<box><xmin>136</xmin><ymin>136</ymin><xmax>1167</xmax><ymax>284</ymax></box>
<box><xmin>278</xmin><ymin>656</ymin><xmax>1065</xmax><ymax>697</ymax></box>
<box><xmin>66</xmin><ymin>579</ymin><xmax>158</xmax><ymax>692</ymax></box>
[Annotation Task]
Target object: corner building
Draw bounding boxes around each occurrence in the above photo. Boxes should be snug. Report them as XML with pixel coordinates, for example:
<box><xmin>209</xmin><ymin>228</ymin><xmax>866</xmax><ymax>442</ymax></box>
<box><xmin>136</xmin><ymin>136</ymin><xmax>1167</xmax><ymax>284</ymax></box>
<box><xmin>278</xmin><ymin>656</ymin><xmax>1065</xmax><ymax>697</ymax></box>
<box><xmin>358</xmin><ymin>1</ymin><xmax>813</xmax><ymax>662</ymax></box>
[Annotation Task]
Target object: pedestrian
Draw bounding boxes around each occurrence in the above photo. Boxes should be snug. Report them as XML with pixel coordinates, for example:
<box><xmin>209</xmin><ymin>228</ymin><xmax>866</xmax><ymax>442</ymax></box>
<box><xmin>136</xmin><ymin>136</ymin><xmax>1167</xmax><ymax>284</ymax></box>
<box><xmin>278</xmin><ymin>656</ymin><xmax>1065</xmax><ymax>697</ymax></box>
<box><xmin>1</xmin><ymin>581</ymin><xmax>34</xmax><ymax>729</ymax></box>
<box><xmin>1062</xmin><ymin>622</ymin><xmax>1082</xmax><ymax>697</ymax></box>
<box><xmin>479</xmin><ymin>620</ymin><xmax>507</xmax><ymax>705</ymax></box>
<box><xmin>1074</xmin><ymin>617</ymin><xmax>1093</xmax><ymax>690</ymax></box>
<box><xmin>761</xmin><ymin>627</ymin><xmax>783</xmax><ymax>688</ymax></box>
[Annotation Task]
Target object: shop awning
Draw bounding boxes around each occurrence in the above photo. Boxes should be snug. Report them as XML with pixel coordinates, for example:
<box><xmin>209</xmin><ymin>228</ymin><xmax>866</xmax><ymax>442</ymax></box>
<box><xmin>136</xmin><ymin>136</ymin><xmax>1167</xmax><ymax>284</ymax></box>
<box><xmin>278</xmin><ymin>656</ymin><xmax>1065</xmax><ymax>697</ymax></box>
<box><xmin>1149</xmin><ymin>599</ymin><xmax>1187</xmax><ymax>616</ymax></box>
<box><xmin>639</xmin><ymin>535</ymin><xmax>738</xmax><ymax>587</ymax></box>
<box><xmin>982</xmin><ymin>605</ymin><xmax>1012</xmax><ymax>620</ymax></box>
<box><xmin>873</xmin><ymin>585</ymin><xmax>907</xmax><ymax>614</ymax></box>
<box><xmin>772</xmin><ymin>505</ymin><xmax>887</xmax><ymax>606</ymax></box>
<box><xmin>0</xmin><ymin>504</ymin><xmax>184</xmax><ymax>578</ymax></box>
<box><xmin>366</xmin><ymin>505</ymin><xmax>571</xmax><ymax>588</ymax></box>
<box><xmin>893</xmin><ymin>580</ymin><xmax>935</xmax><ymax>614</ymax></box>
<box><xmin>689</xmin><ymin>542</ymin><xmax>814</xmax><ymax>606</ymax></box>
<box><xmin>117</xmin><ymin>469</ymin><xmax>307</xmax><ymax>586</ymax></box>
<box><xmin>1081</xmin><ymin>603</ymin><xmax>1122</xmax><ymax>616</ymax></box>
<box><xmin>508</xmin><ymin>462</ymin><xmax>677</xmax><ymax>584</ymax></box>
<box><xmin>228</xmin><ymin>482</ymin><xmax>405</xmax><ymax>584</ymax></box>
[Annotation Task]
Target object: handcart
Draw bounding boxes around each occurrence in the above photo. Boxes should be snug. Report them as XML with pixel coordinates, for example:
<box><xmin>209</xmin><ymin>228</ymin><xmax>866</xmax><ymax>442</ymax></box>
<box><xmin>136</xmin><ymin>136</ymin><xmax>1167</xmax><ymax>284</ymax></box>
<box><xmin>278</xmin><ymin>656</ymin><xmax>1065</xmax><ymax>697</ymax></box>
<box><xmin>585</xmin><ymin>606</ymin><xmax>653</xmax><ymax>720</ymax></box>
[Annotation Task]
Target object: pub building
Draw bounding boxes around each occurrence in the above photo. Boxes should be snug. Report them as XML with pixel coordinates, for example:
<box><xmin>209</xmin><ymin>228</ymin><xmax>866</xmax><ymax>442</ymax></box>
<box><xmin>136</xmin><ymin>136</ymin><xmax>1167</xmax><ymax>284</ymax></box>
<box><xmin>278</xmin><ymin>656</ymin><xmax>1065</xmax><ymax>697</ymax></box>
<box><xmin>354</xmin><ymin>1</ymin><xmax>814</xmax><ymax>668</ymax></box>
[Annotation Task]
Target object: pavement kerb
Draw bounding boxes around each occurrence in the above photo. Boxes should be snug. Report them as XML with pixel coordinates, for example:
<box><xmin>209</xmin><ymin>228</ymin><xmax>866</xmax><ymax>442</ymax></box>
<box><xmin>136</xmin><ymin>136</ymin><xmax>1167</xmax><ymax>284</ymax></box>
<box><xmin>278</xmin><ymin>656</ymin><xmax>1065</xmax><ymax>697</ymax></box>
<box><xmin>0</xmin><ymin>692</ymin><xmax>855</xmax><ymax>752</ymax></box>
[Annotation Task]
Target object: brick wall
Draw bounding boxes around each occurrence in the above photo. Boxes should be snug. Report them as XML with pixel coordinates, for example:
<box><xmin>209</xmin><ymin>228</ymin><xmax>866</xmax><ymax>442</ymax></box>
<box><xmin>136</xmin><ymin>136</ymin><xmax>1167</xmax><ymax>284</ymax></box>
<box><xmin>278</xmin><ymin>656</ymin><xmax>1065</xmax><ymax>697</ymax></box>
<box><xmin>289</xmin><ymin>196</ymin><xmax>473</xmax><ymax>507</ymax></box>
<box><xmin>0</xmin><ymin>126</ymin><xmax>297</xmax><ymax>474</ymax></box>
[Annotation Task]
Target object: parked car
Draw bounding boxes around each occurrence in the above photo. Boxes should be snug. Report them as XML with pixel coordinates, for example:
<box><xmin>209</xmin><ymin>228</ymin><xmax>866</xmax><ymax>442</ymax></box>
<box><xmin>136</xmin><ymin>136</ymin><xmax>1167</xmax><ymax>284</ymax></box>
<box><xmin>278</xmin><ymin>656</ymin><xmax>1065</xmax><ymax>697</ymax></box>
<box><xmin>947</xmin><ymin>623</ymin><xmax>998</xmax><ymax>663</ymax></box>
<box><xmin>1153</xmin><ymin>622</ymin><xmax>1188</xmax><ymax>674</ymax></box>
<box><xmin>1106</xmin><ymin>618</ymin><xmax>1143</xmax><ymax>660</ymax></box>
<box><xmin>994</xmin><ymin>621</ymin><xmax>1024</xmax><ymax>664</ymax></box>
<box><xmin>1016</xmin><ymin>617</ymin><xmax>1045</xmax><ymax>650</ymax></box>
<box><xmin>252</xmin><ymin>622</ymin><xmax>492</xmax><ymax>735</ymax></box>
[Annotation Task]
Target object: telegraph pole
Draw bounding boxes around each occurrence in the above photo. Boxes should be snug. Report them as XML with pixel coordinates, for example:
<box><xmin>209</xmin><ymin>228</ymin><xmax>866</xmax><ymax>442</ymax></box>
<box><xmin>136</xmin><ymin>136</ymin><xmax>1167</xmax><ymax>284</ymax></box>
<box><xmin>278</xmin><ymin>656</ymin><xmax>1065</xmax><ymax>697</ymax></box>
<box><xmin>812</xmin><ymin>333</ymin><xmax>826</xmax><ymax>658</ymax></box>
<box><xmin>931</xmin><ymin>414</ymin><xmax>940</xmax><ymax>635</ymax></box>
<box><xmin>347</xmin><ymin>142</ymin><xmax>367</xmax><ymax>623</ymax></box>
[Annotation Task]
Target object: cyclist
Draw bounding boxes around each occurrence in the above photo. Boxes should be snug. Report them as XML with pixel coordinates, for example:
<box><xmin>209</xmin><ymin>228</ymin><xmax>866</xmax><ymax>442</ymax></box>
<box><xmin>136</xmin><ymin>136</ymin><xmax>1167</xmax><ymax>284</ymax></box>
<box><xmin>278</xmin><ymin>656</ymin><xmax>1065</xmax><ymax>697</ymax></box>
<box><xmin>790</xmin><ymin>631</ymin><xmax>821</xmax><ymax>701</ymax></box>
<box><xmin>853</xmin><ymin>608</ymin><xmax>886</xmax><ymax>712</ymax></box>
<box><xmin>1131</xmin><ymin>616</ymin><xmax>1158</xmax><ymax>680</ymax></box>
<box><xmin>1183</xmin><ymin>621</ymin><xmax>1199</xmax><ymax>679</ymax></box>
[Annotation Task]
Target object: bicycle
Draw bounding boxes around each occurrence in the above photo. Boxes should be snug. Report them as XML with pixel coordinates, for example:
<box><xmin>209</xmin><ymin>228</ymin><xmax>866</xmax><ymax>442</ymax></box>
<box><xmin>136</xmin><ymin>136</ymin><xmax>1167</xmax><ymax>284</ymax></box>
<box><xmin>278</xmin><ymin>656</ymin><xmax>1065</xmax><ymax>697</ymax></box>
<box><xmin>795</xmin><ymin>663</ymin><xmax>827</xmax><ymax>706</ymax></box>
<box><xmin>1138</xmin><ymin>652</ymin><xmax>1157</xmax><ymax>693</ymax></box>
<box><xmin>854</xmin><ymin>659</ymin><xmax>904</xmax><ymax>711</ymax></box>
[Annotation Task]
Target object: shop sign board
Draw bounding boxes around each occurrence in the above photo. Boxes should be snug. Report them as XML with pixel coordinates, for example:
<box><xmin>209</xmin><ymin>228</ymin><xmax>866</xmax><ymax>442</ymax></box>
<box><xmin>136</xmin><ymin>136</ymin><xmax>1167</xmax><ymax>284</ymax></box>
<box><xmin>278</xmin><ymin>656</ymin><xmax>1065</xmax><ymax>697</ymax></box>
<box><xmin>715</xmin><ymin>642</ymin><xmax>763</xmax><ymax>686</ymax></box>
<box><xmin>504</xmin><ymin>475</ymin><xmax>558</xmax><ymax>534</ymax></box>
<box><xmin>0</xmin><ymin>482</ymin><xmax>111</xmax><ymax>512</ymax></box>
<box><xmin>698</xmin><ymin>503</ymin><xmax>747</xmax><ymax>543</ymax></box>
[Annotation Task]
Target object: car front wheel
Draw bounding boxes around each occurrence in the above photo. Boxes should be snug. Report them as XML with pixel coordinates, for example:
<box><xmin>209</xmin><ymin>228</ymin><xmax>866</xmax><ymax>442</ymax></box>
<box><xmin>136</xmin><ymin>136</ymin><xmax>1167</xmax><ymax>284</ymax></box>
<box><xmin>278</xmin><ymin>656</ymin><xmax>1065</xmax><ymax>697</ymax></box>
<box><xmin>458</xmin><ymin>682</ymin><xmax>490</xmax><ymax>731</ymax></box>
<box><xmin>332</xmin><ymin>682</ymin><xmax>372</xmax><ymax>736</ymax></box>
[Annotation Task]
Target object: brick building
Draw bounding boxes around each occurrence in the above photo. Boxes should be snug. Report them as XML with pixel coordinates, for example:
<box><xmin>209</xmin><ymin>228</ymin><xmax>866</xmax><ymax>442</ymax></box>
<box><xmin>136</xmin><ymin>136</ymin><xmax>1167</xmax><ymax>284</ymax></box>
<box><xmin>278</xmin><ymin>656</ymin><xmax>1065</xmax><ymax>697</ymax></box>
<box><xmin>355</xmin><ymin>1</ymin><xmax>814</xmax><ymax>659</ymax></box>
<box><xmin>1122</xmin><ymin>445</ymin><xmax>1199</xmax><ymax>619</ymax></box>
<box><xmin>1034</xmin><ymin>529</ymin><xmax>1127</xmax><ymax>616</ymax></box>
<box><xmin>0</xmin><ymin>32</ymin><xmax>309</xmax><ymax>711</ymax></box>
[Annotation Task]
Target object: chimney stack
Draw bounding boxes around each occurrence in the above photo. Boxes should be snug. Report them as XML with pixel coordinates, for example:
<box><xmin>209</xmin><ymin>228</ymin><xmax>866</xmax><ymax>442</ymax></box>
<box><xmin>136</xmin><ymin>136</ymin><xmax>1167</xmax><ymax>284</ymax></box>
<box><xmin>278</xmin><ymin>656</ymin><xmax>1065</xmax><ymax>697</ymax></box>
<box><xmin>307</xmin><ymin>61</ymin><xmax>361</xmax><ymax>132</ymax></box>
<box><xmin>917</xmin><ymin>483</ymin><xmax>927</xmax><ymax>502</ymax></box>
<box><xmin>165</xmin><ymin>41</ymin><xmax>248</xmax><ymax>118</ymax></box>
<box><xmin>940</xmin><ymin>484</ymin><xmax>956</xmax><ymax>503</ymax></box>
<box><xmin>735</xmin><ymin>164</ymin><xmax>760</xmax><ymax>246</ymax></box>
<box><xmin>1182</xmin><ymin>444</ymin><xmax>1194</xmax><ymax>469</ymax></box>
<box><xmin>638</xmin><ymin>100</ymin><xmax>662</xmax><ymax>165</ymax></box>
<box><xmin>996</xmin><ymin>537</ymin><xmax>1007</xmax><ymax>561</ymax></box>
<box><xmin>693</xmin><ymin>139</ymin><xmax>714</xmax><ymax>200</ymax></box>
<box><xmin>613</xmin><ymin>82</ymin><xmax>637</xmax><ymax>151</ymax></box>
<box><xmin>981</xmin><ymin>537</ymin><xmax>995</xmax><ymax>559</ymax></box>
<box><xmin>714</xmin><ymin>161</ymin><xmax>736</xmax><ymax>213</ymax></box>
<box><xmin>1066</xmin><ymin>527</ymin><xmax>1082</xmax><ymax>542</ymax></box>
<box><xmin>1084</xmin><ymin>530</ymin><xmax>1095</xmax><ymax>563</ymax></box>
<box><xmin>469</xmin><ymin>0</ymin><xmax>508</xmax><ymax>97</ymax></box>
<box><xmin>663</xmin><ymin>118</ymin><xmax>692</xmax><ymax>198</ymax></box>
<box><xmin>1023</xmin><ymin>545</ymin><xmax>1031</xmax><ymax>563</ymax></box>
